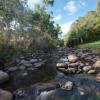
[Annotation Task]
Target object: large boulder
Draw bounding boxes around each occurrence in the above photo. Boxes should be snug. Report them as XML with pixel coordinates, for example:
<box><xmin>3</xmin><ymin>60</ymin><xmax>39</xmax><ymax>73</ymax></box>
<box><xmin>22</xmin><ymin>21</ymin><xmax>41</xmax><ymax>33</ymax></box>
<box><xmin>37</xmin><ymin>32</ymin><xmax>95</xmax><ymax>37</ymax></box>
<box><xmin>0</xmin><ymin>70</ymin><xmax>9</xmax><ymax>84</ymax></box>
<box><xmin>0</xmin><ymin>89</ymin><xmax>13</xmax><ymax>100</ymax></box>
<box><xmin>68</xmin><ymin>54</ymin><xmax>78</xmax><ymax>63</ymax></box>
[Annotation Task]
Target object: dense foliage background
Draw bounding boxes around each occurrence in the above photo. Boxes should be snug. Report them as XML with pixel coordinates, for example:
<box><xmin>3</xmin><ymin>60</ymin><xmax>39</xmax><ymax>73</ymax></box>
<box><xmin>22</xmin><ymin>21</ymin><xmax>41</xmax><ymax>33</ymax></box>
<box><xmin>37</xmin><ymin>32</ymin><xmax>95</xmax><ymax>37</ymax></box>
<box><xmin>0</xmin><ymin>0</ymin><xmax>62</xmax><ymax>62</ymax></box>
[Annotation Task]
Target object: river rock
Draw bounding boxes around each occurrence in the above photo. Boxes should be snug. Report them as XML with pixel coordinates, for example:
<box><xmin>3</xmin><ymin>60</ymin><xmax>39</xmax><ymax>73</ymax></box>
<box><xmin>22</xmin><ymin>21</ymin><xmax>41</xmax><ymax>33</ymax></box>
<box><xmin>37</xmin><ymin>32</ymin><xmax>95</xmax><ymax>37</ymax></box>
<box><xmin>67</xmin><ymin>68</ymin><xmax>77</xmax><ymax>73</ymax></box>
<box><xmin>20</xmin><ymin>60</ymin><xmax>29</xmax><ymax>65</ymax></box>
<box><xmin>57</xmin><ymin>68</ymin><xmax>67</xmax><ymax>72</ymax></box>
<box><xmin>56</xmin><ymin>63</ymin><xmax>67</xmax><ymax>68</ymax></box>
<box><xmin>83</xmin><ymin>66</ymin><xmax>92</xmax><ymax>72</ymax></box>
<box><xmin>93</xmin><ymin>60</ymin><xmax>100</xmax><ymax>68</ymax></box>
<box><xmin>61</xmin><ymin>81</ymin><xmax>73</xmax><ymax>90</ymax></box>
<box><xmin>19</xmin><ymin>66</ymin><xmax>26</xmax><ymax>70</ymax></box>
<box><xmin>88</xmin><ymin>69</ymin><xmax>96</xmax><ymax>74</ymax></box>
<box><xmin>24</xmin><ymin>63</ymin><xmax>33</xmax><ymax>67</ymax></box>
<box><xmin>29</xmin><ymin>59</ymin><xmax>38</xmax><ymax>64</ymax></box>
<box><xmin>96</xmin><ymin>73</ymin><xmax>100</xmax><ymax>82</ymax></box>
<box><xmin>68</xmin><ymin>62</ymin><xmax>79</xmax><ymax>67</ymax></box>
<box><xmin>8</xmin><ymin>67</ymin><xmax>18</xmax><ymax>72</ymax></box>
<box><xmin>0</xmin><ymin>70</ymin><xmax>9</xmax><ymax>84</ymax></box>
<box><xmin>0</xmin><ymin>89</ymin><xmax>13</xmax><ymax>100</ymax></box>
<box><xmin>60</xmin><ymin>58</ymin><xmax>68</xmax><ymax>62</ymax></box>
<box><xmin>34</xmin><ymin>61</ymin><xmax>45</xmax><ymax>68</ymax></box>
<box><xmin>68</xmin><ymin>54</ymin><xmax>78</xmax><ymax>63</ymax></box>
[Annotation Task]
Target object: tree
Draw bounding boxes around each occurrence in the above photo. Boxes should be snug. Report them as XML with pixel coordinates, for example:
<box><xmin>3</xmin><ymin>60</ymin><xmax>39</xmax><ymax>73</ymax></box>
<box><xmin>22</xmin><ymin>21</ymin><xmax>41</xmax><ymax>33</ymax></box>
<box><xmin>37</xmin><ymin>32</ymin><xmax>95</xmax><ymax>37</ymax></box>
<box><xmin>43</xmin><ymin>0</ymin><xmax>54</xmax><ymax>6</ymax></box>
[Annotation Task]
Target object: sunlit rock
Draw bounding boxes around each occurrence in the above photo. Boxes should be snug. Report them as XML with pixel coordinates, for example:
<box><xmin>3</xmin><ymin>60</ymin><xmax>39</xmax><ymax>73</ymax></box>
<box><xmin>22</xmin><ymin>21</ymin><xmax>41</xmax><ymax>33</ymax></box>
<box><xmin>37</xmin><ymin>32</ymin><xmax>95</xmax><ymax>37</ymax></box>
<box><xmin>0</xmin><ymin>89</ymin><xmax>12</xmax><ymax>100</ymax></box>
<box><xmin>68</xmin><ymin>54</ymin><xmax>78</xmax><ymax>63</ymax></box>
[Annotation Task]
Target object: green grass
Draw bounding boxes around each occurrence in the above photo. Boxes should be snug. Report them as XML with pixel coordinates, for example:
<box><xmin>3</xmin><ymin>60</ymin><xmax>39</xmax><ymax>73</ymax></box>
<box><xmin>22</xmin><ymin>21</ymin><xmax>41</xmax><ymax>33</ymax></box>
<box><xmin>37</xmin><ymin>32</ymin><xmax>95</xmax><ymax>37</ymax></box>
<box><xmin>79</xmin><ymin>41</ymin><xmax>100</xmax><ymax>49</ymax></box>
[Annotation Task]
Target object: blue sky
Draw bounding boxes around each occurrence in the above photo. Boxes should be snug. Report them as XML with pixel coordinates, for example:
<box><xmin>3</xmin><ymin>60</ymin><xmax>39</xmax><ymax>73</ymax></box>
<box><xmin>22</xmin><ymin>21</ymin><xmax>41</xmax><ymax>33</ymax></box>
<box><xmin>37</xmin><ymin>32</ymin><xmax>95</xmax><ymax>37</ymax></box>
<box><xmin>28</xmin><ymin>0</ymin><xmax>98</xmax><ymax>34</ymax></box>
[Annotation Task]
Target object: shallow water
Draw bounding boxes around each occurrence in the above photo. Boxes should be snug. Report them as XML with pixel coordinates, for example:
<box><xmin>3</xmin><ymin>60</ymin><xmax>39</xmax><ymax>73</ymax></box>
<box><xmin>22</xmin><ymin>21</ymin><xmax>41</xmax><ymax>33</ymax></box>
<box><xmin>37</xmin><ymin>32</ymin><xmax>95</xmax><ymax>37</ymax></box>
<box><xmin>35</xmin><ymin>72</ymin><xmax>100</xmax><ymax>100</ymax></box>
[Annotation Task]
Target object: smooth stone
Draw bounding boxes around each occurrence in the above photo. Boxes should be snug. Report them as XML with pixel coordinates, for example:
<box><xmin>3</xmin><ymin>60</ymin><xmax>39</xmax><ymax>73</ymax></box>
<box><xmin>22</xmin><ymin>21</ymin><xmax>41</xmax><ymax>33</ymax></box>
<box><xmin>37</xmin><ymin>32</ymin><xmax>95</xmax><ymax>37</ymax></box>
<box><xmin>29</xmin><ymin>59</ymin><xmax>38</xmax><ymax>64</ymax></box>
<box><xmin>0</xmin><ymin>70</ymin><xmax>9</xmax><ymax>84</ymax></box>
<box><xmin>57</xmin><ymin>68</ymin><xmax>67</xmax><ymax>72</ymax></box>
<box><xmin>34</xmin><ymin>61</ymin><xmax>45</xmax><ymax>68</ymax></box>
<box><xmin>8</xmin><ymin>67</ymin><xmax>18</xmax><ymax>72</ymax></box>
<box><xmin>19</xmin><ymin>66</ymin><xmax>26</xmax><ymax>70</ymax></box>
<box><xmin>20</xmin><ymin>60</ymin><xmax>29</xmax><ymax>65</ymax></box>
<box><xmin>0</xmin><ymin>89</ymin><xmax>12</xmax><ymax>100</ymax></box>
<box><xmin>68</xmin><ymin>54</ymin><xmax>78</xmax><ymax>63</ymax></box>
<box><xmin>56</xmin><ymin>63</ymin><xmax>67</xmax><ymax>68</ymax></box>
<box><xmin>24</xmin><ymin>63</ymin><xmax>33</xmax><ymax>67</ymax></box>
<box><xmin>68</xmin><ymin>62</ymin><xmax>79</xmax><ymax>67</ymax></box>
<box><xmin>83</xmin><ymin>66</ymin><xmax>92</xmax><ymax>72</ymax></box>
<box><xmin>80</xmin><ymin>91</ymin><xmax>85</xmax><ymax>95</ymax></box>
<box><xmin>61</xmin><ymin>81</ymin><xmax>73</xmax><ymax>90</ymax></box>
<box><xmin>22</xmin><ymin>72</ymin><xmax>28</xmax><ymax>76</ymax></box>
<box><xmin>60</xmin><ymin>58</ymin><xmax>68</xmax><ymax>62</ymax></box>
<box><xmin>27</xmin><ymin>68</ymin><xmax>37</xmax><ymax>71</ymax></box>
<box><xmin>25</xmin><ymin>83</ymin><xmax>60</xmax><ymax>94</ymax></box>
<box><xmin>88</xmin><ymin>70</ymin><xmax>96</xmax><ymax>74</ymax></box>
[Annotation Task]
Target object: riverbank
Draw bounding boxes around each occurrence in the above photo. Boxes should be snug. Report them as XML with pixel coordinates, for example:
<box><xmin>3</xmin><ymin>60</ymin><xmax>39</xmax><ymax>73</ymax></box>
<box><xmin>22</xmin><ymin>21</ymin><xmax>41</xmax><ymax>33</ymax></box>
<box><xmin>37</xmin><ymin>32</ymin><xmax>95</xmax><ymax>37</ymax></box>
<box><xmin>0</xmin><ymin>48</ymin><xmax>100</xmax><ymax>100</ymax></box>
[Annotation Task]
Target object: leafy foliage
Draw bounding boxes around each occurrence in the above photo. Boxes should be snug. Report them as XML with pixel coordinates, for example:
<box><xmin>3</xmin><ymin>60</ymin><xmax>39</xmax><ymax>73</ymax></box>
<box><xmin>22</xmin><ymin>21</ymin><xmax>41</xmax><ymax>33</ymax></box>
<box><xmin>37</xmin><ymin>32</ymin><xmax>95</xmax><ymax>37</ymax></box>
<box><xmin>0</xmin><ymin>0</ymin><xmax>62</xmax><ymax>62</ymax></box>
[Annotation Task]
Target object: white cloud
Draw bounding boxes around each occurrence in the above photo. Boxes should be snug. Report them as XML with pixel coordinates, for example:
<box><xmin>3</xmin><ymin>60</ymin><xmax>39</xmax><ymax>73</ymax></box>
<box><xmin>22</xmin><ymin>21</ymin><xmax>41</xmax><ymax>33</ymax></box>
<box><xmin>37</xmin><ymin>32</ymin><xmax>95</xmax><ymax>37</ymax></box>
<box><xmin>64</xmin><ymin>1</ymin><xmax>77</xmax><ymax>15</ymax></box>
<box><xmin>61</xmin><ymin>21</ymin><xmax>73</xmax><ymax>34</ymax></box>
<box><xmin>53</xmin><ymin>14</ymin><xmax>62</xmax><ymax>21</ymax></box>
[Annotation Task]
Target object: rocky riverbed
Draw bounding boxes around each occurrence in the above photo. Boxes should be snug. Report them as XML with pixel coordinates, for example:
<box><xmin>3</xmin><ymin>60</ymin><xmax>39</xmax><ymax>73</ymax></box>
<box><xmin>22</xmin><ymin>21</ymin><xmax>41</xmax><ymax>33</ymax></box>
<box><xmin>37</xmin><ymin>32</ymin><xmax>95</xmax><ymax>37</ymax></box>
<box><xmin>0</xmin><ymin>48</ymin><xmax>100</xmax><ymax>100</ymax></box>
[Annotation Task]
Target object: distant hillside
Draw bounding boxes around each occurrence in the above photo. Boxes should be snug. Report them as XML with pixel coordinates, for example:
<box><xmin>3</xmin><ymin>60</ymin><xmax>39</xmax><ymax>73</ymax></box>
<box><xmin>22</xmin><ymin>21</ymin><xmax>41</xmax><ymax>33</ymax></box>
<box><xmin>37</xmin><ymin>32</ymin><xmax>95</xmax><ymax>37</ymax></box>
<box><xmin>64</xmin><ymin>0</ymin><xmax>100</xmax><ymax>47</ymax></box>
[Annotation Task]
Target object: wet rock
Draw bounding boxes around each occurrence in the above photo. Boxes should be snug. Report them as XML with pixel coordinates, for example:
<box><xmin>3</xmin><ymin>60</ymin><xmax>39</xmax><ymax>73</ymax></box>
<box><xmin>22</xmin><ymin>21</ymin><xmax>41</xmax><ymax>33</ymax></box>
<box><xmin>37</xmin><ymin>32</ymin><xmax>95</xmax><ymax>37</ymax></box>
<box><xmin>76</xmin><ymin>68</ymin><xmax>82</xmax><ymax>74</ymax></box>
<box><xmin>61</xmin><ymin>81</ymin><xmax>73</xmax><ymax>90</ymax></box>
<box><xmin>0</xmin><ymin>70</ymin><xmax>9</xmax><ymax>84</ymax></box>
<box><xmin>57</xmin><ymin>68</ymin><xmax>67</xmax><ymax>73</ymax></box>
<box><xmin>13</xmin><ymin>89</ymin><xmax>26</xmax><ymax>98</ymax></box>
<box><xmin>0</xmin><ymin>89</ymin><xmax>12</xmax><ymax>100</ymax></box>
<box><xmin>96</xmin><ymin>73</ymin><xmax>100</xmax><ymax>82</ymax></box>
<box><xmin>22</xmin><ymin>72</ymin><xmax>28</xmax><ymax>76</ymax></box>
<box><xmin>8</xmin><ymin>67</ymin><xmax>18</xmax><ymax>72</ymax></box>
<box><xmin>67</xmin><ymin>68</ymin><xmax>77</xmax><ymax>73</ymax></box>
<box><xmin>56</xmin><ymin>63</ymin><xmax>67</xmax><ymax>68</ymax></box>
<box><xmin>20</xmin><ymin>60</ymin><xmax>29</xmax><ymax>65</ymax></box>
<box><xmin>93</xmin><ymin>60</ymin><xmax>100</xmax><ymax>68</ymax></box>
<box><xmin>31</xmin><ymin>83</ymin><xmax>60</xmax><ymax>91</ymax></box>
<box><xmin>27</xmin><ymin>67</ymin><xmax>37</xmax><ymax>71</ymax></box>
<box><xmin>60</xmin><ymin>58</ymin><xmax>68</xmax><ymax>62</ymax></box>
<box><xmin>19</xmin><ymin>66</ymin><xmax>26</xmax><ymax>70</ymax></box>
<box><xmin>68</xmin><ymin>62</ymin><xmax>79</xmax><ymax>68</ymax></box>
<box><xmin>29</xmin><ymin>59</ymin><xmax>38</xmax><ymax>64</ymax></box>
<box><xmin>24</xmin><ymin>63</ymin><xmax>33</xmax><ymax>67</ymax></box>
<box><xmin>34</xmin><ymin>61</ymin><xmax>45</xmax><ymax>68</ymax></box>
<box><xmin>68</xmin><ymin>54</ymin><xmax>78</xmax><ymax>63</ymax></box>
<box><xmin>83</xmin><ymin>66</ymin><xmax>92</xmax><ymax>72</ymax></box>
<box><xmin>88</xmin><ymin>70</ymin><xmax>96</xmax><ymax>74</ymax></box>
